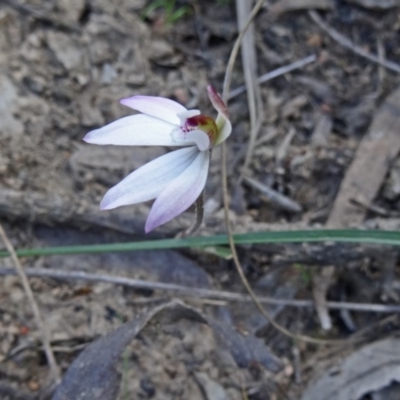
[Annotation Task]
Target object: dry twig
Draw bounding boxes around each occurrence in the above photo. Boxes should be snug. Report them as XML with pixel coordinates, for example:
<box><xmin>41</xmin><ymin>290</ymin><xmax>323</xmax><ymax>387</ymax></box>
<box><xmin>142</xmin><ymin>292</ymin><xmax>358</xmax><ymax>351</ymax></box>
<box><xmin>243</xmin><ymin>176</ymin><xmax>302</xmax><ymax>213</ymax></box>
<box><xmin>0</xmin><ymin>224</ymin><xmax>60</xmax><ymax>382</ymax></box>
<box><xmin>221</xmin><ymin>0</ymin><xmax>348</xmax><ymax>345</ymax></box>
<box><xmin>377</xmin><ymin>36</ymin><xmax>386</xmax><ymax>87</ymax></box>
<box><xmin>228</xmin><ymin>54</ymin><xmax>317</xmax><ymax>99</ymax></box>
<box><xmin>235</xmin><ymin>0</ymin><xmax>264</xmax><ymax>181</ymax></box>
<box><xmin>312</xmin><ymin>265</ymin><xmax>335</xmax><ymax>331</ymax></box>
<box><xmin>309</xmin><ymin>10</ymin><xmax>400</xmax><ymax>74</ymax></box>
<box><xmin>182</xmin><ymin>191</ymin><xmax>204</xmax><ymax>236</ymax></box>
<box><xmin>0</xmin><ymin>267</ymin><xmax>397</xmax><ymax>313</ymax></box>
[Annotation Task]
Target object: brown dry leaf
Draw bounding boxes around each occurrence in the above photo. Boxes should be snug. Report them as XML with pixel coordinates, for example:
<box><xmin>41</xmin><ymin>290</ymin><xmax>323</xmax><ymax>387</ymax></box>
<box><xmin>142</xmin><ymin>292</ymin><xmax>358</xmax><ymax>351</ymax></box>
<box><xmin>194</xmin><ymin>372</ymin><xmax>231</xmax><ymax>400</ymax></box>
<box><xmin>53</xmin><ymin>300</ymin><xmax>283</xmax><ymax>400</ymax></box>
<box><xmin>328</xmin><ymin>86</ymin><xmax>400</xmax><ymax>228</ymax></box>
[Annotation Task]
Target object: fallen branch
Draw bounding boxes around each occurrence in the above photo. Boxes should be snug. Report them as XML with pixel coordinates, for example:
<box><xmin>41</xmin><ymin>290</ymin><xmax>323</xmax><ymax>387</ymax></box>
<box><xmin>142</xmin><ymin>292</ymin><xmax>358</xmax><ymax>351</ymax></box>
<box><xmin>0</xmin><ymin>267</ymin><xmax>399</xmax><ymax>314</ymax></box>
<box><xmin>0</xmin><ymin>224</ymin><xmax>60</xmax><ymax>383</ymax></box>
<box><xmin>309</xmin><ymin>10</ymin><xmax>400</xmax><ymax>74</ymax></box>
<box><xmin>228</xmin><ymin>54</ymin><xmax>317</xmax><ymax>99</ymax></box>
<box><xmin>221</xmin><ymin>0</ymin><xmax>338</xmax><ymax>345</ymax></box>
<box><xmin>243</xmin><ymin>175</ymin><xmax>302</xmax><ymax>213</ymax></box>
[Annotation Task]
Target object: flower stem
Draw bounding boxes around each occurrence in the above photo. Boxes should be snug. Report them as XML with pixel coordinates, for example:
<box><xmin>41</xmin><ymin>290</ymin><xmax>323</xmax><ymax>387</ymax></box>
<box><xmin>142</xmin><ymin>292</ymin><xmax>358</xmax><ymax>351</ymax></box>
<box><xmin>184</xmin><ymin>190</ymin><xmax>204</xmax><ymax>236</ymax></box>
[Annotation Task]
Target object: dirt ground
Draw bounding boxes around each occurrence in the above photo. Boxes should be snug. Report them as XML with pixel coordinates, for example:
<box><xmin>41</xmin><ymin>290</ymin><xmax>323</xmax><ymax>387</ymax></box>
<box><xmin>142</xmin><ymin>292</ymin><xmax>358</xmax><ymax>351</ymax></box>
<box><xmin>1</xmin><ymin>0</ymin><xmax>400</xmax><ymax>399</ymax></box>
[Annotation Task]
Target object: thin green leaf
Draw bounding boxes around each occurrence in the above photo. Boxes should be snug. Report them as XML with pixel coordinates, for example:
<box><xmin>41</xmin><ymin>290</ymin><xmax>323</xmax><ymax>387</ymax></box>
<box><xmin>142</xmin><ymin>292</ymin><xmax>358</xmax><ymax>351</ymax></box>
<box><xmin>141</xmin><ymin>0</ymin><xmax>164</xmax><ymax>19</ymax></box>
<box><xmin>168</xmin><ymin>6</ymin><xmax>191</xmax><ymax>23</ymax></box>
<box><xmin>0</xmin><ymin>229</ymin><xmax>399</xmax><ymax>259</ymax></box>
<box><xmin>200</xmin><ymin>246</ymin><xmax>233</xmax><ymax>260</ymax></box>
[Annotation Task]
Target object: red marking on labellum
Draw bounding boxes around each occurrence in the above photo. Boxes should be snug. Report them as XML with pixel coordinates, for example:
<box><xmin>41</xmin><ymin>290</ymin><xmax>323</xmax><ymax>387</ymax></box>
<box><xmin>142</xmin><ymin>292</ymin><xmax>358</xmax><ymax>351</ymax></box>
<box><xmin>183</xmin><ymin>114</ymin><xmax>219</xmax><ymax>145</ymax></box>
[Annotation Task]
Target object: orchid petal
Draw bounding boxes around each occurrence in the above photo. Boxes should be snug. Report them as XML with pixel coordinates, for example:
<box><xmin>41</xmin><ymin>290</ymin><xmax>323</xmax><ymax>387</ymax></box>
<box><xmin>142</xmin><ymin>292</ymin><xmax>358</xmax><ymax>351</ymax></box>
<box><xmin>177</xmin><ymin>110</ymin><xmax>201</xmax><ymax>124</ymax></box>
<box><xmin>84</xmin><ymin>114</ymin><xmax>189</xmax><ymax>147</ymax></box>
<box><xmin>185</xmin><ymin>129</ymin><xmax>210</xmax><ymax>151</ymax></box>
<box><xmin>172</xmin><ymin>128</ymin><xmax>210</xmax><ymax>151</ymax></box>
<box><xmin>215</xmin><ymin>114</ymin><xmax>232</xmax><ymax>145</ymax></box>
<box><xmin>145</xmin><ymin>150</ymin><xmax>210</xmax><ymax>232</ymax></box>
<box><xmin>120</xmin><ymin>96</ymin><xmax>187</xmax><ymax>125</ymax></box>
<box><xmin>206</xmin><ymin>85</ymin><xmax>232</xmax><ymax>145</ymax></box>
<box><xmin>100</xmin><ymin>147</ymin><xmax>198</xmax><ymax>210</ymax></box>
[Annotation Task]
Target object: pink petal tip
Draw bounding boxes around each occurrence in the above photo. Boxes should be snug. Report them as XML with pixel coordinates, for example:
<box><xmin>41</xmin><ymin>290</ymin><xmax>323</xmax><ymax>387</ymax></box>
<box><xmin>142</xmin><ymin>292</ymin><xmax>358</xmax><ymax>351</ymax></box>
<box><xmin>207</xmin><ymin>85</ymin><xmax>229</xmax><ymax>118</ymax></box>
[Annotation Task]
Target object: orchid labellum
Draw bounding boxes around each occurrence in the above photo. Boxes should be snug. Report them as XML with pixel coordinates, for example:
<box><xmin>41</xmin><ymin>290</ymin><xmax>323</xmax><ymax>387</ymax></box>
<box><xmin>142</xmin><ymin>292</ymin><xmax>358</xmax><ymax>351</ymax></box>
<box><xmin>84</xmin><ymin>86</ymin><xmax>231</xmax><ymax>233</ymax></box>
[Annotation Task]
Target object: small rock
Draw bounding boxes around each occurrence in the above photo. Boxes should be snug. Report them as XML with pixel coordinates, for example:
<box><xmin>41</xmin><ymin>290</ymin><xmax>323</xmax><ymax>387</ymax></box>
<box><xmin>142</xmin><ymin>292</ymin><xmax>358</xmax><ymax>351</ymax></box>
<box><xmin>90</xmin><ymin>40</ymin><xmax>114</xmax><ymax>64</ymax></box>
<box><xmin>126</xmin><ymin>72</ymin><xmax>146</xmax><ymax>86</ymax></box>
<box><xmin>140</xmin><ymin>378</ymin><xmax>156</xmax><ymax>397</ymax></box>
<box><xmin>101</xmin><ymin>63</ymin><xmax>118</xmax><ymax>84</ymax></box>
<box><xmin>28</xmin><ymin>380</ymin><xmax>40</xmax><ymax>391</ymax></box>
<box><xmin>76</xmin><ymin>73</ymin><xmax>90</xmax><ymax>86</ymax></box>
<box><xmin>55</xmin><ymin>0</ymin><xmax>86</xmax><ymax>22</ymax></box>
<box><xmin>194</xmin><ymin>372</ymin><xmax>230</xmax><ymax>400</ymax></box>
<box><xmin>150</xmin><ymin>39</ymin><xmax>174</xmax><ymax>61</ymax></box>
<box><xmin>80</xmin><ymin>103</ymin><xmax>104</xmax><ymax>127</ymax></box>
<box><xmin>307</xmin><ymin>33</ymin><xmax>323</xmax><ymax>47</ymax></box>
<box><xmin>10</xmin><ymin>288</ymin><xmax>25</xmax><ymax>303</ymax></box>
<box><xmin>46</xmin><ymin>31</ymin><xmax>83</xmax><ymax>70</ymax></box>
<box><xmin>0</xmin><ymin>75</ymin><xmax>23</xmax><ymax>138</ymax></box>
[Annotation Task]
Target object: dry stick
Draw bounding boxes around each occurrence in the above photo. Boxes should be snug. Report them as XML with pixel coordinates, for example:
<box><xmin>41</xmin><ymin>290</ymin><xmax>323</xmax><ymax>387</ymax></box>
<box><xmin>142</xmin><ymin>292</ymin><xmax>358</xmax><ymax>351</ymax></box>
<box><xmin>184</xmin><ymin>191</ymin><xmax>204</xmax><ymax>236</ymax></box>
<box><xmin>222</xmin><ymin>0</ymin><xmax>301</xmax><ymax>342</ymax></box>
<box><xmin>240</xmin><ymin>116</ymin><xmax>263</xmax><ymax>183</ymax></box>
<box><xmin>221</xmin><ymin>1</ymin><xmax>348</xmax><ymax>345</ymax></box>
<box><xmin>377</xmin><ymin>36</ymin><xmax>386</xmax><ymax>90</ymax></box>
<box><xmin>0</xmin><ymin>267</ymin><xmax>398</xmax><ymax>313</ymax></box>
<box><xmin>228</xmin><ymin>54</ymin><xmax>317</xmax><ymax>99</ymax></box>
<box><xmin>243</xmin><ymin>176</ymin><xmax>302</xmax><ymax>213</ymax></box>
<box><xmin>235</xmin><ymin>0</ymin><xmax>264</xmax><ymax>181</ymax></box>
<box><xmin>309</xmin><ymin>10</ymin><xmax>400</xmax><ymax>74</ymax></box>
<box><xmin>236</xmin><ymin>0</ymin><xmax>258</xmax><ymax>131</ymax></box>
<box><xmin>0</xmin><ymin>224</ymin><xmax>61</xmax><ymax>382</ymax></box>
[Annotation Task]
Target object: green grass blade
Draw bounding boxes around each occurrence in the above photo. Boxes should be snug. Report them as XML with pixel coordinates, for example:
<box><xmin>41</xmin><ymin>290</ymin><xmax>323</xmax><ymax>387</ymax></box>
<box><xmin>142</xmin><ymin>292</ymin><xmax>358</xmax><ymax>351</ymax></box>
<box><xmin>0</xmin><ymin>229</ymin><xmax>400</xmax><ymax>259</ymax></box>
<box><xmin>199</xmin><ymin>246</ymin><xmax>233</xmax><ymax>260</ymax></box>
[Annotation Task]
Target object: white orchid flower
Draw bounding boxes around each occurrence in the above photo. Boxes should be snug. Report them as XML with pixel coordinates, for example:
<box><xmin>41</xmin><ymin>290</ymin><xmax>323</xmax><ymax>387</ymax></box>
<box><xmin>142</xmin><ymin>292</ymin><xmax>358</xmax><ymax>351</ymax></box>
<box><xmin>83</xmin><ymin>86</ymin><xmax>231</xmax><ymax>233</ymax></box>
